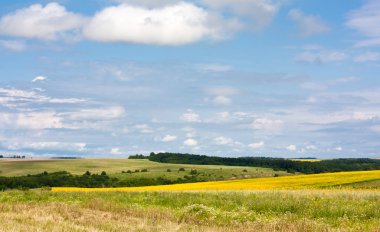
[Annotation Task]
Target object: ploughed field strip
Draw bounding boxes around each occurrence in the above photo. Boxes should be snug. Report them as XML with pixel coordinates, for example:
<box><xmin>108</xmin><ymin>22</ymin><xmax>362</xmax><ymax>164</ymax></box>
<box><xmin>53</xmin><ymin>170</ymin><xmax>380</xmax><ymax>192</ymax></box>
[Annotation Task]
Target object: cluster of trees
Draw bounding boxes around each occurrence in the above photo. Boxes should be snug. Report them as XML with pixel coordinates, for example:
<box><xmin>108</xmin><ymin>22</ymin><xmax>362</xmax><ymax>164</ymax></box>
<box><xmin>0</xmin><ymin>171</ymin><xmax>117</xmax><ymax>190</ymax></box>
<box><xmin>130</xmin><ymin>153</ymin><xmax>380</xmax><ymax>174</ymax></box>
<box><xmin>0</xmin><ymin>169</ymin><xmax>204</xmax><ymax>190</ymax></box>
<box><xmin>0</xmin><ymin>155</ymin><xmax>26</xmax><ymax>159</ymax></box>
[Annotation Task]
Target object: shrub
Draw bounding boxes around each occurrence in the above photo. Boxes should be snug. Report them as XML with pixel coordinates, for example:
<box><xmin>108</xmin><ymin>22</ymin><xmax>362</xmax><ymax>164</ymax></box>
<box><xmin>179</xmin><ymin>168</ymin><xmax>185</xmax><ymax>172</ymax></box>
<box><xmin>141</xmin><ymin>169</ymin><xmax>148</xmax><ymax>172</ymax></box>
<box><xmin>167</xmin><ymin>169</ymin><xmax>171</xmax><ymax>172</ymax></box>
<box><xmin>190</xmin><ymin>169</ymin><xmax>197</xmax><ymax>175</ymax></box>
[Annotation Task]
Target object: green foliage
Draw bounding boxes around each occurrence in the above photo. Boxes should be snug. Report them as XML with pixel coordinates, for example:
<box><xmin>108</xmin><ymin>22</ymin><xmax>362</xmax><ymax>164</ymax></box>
<box><xmin>179</xmin><ymin>168</ymin><xmax>185</xmax><ymax>172</ymax></box>
<box><xmin>0</xmin><ymin>171</ymin><xmax>117</xmax><ymax>190</ymax></box>
<box><xmin>144</xmin><ymin>153</ymin><xmax>380</xmax><ymax>174</ymax></box>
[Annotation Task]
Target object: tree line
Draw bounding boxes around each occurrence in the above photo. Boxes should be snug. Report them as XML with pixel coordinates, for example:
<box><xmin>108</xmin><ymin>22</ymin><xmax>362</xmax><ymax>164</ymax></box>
<box><xmin>129</xmin><ymin>152</ymin><xmax>380</xmax><ymax>174</ymax></box>
<box><xmin>0</xmin><ymin>170</ymin><xmax>204</xmax><ymax>190</ymax></box>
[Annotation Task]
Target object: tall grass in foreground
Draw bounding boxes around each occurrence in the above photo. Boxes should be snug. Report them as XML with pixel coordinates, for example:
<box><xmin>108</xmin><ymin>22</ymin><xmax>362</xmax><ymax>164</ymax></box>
<box><xmin>0</xmin><ymin>190</ymin><xmax>379</xmax><ymax>231</ymax></box>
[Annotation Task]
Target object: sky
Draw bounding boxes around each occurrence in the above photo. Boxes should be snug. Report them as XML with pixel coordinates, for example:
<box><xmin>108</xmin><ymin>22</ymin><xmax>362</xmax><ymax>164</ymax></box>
<box><xmin>0</xmin><ymin>0</ymin><xmax>380</xmax><ymax>158</ymax></box>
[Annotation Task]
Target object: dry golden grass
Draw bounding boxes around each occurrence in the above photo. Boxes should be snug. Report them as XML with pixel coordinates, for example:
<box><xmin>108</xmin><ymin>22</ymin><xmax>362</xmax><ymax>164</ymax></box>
<box><xmin>53</xmin><ymin>170</ymin><xmax>380</xmax><ymax>192</ymax></box>
<box><xmin>1</xmin><ymin>190</ymin><xmax>379</xmax><ymax>232</ymax></box>
<box><xmin>0</xmin><ymin>203</ymin><xmax>335</xmax><ymax>232</ymax></box>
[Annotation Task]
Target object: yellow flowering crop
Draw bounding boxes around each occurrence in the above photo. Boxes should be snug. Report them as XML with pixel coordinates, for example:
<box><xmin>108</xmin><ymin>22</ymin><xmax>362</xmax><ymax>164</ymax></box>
<box><xmin>52</xmin><ymin>170</ymin><xmax>380</xmax><ymax>192</ymax></box>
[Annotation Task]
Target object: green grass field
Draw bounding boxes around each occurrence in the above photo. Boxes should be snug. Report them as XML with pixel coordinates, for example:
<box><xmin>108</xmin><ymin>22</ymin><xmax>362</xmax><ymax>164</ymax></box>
<box><xmin>0</xmin><ymin>190</ymin><xmax>379</xmax><ymax>231</ymax></box>
<box><xmin>0</xmin><ymin>158</ymin><xmax>288</xmax><ymax>182</ymax></box>
<box><xmin>1</xmin><ymin>159</ymin><xmax>379</xmax><ymax>231</ymax></box>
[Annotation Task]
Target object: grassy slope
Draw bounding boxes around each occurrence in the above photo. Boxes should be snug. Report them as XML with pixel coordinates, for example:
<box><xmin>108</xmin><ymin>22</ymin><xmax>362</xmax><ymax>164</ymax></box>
<box><xmin>0</xmin><ymin>190</ymin><xmax>379</xmax><ymax>231</ymax></box>
<box><xmin>53</xmin><ymin>170</ymin><xmax>380</xmax><ymax>192</ymax></box>
<box><xmin>0</xmin><ymin>159</ymin><xmax>288</xmax><ymax>182</ymax></box>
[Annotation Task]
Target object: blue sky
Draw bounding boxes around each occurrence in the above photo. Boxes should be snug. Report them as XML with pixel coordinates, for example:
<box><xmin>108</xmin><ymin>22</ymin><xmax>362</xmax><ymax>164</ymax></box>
<box><xmin>0</xmin><ymin>0</ymin><xmax>380</xmax><ymax>158</ymax></box>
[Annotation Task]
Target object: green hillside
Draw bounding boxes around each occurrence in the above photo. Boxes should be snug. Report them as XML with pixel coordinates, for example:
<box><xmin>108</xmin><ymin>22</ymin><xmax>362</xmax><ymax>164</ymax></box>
<box><xmin>0</xmin><ymin>158</ymin><xmax>288</xmax><ymax>183</ymax></box>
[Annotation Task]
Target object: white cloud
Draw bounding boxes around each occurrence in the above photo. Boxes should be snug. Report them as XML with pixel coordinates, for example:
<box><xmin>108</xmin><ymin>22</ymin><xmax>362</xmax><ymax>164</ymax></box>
<box><xmin>346</xmin><ymin>0</ymin><xmax>380</xmax><ymax>47</ymax></box>
<box><xmin>83</xmin><ymin>2</ymin><xmax>236</xmax><ymax>45</ymax></box>
<box><xmin>296</xmin><ymin>50</ymin><xmax>347</xmax><ymax>64</ymax></box>
<box><xmin>248</xmin><ymin>141</ymin><xmax>265</xmax><ymax>149</ymax></box>
<box><xmin>206</xmin><ymin>86</ymin><xmax>239</xmax><ymax>96</ymax></box>
<box><xmin>251</xmin><ymin>117</ymin><xmax>283</xmax><ymax>133</ymax></box>
<box><xmin>162</xmin><ymin>134</ymin><xmax>177</xmax><ymax>142</ymax></box>
<box><xmin>335</xmin><ymin>146</ymin><xmax>343</xmax><ymax>151</ymax></box>
<box><xmin>64</xmin><ymin>106</ymin><xmax>126</xmax><ymax>120</ymax></box>
<box><xmin>0</xmin><ymin>40</ymin><xmax>26</xmax><ymax>51</ymax></box>
<box><xmin>214</xmin><ymin>136</ymin><xmax>233</xmax><ymax>145</ymax></box>
<box><xmin>202</xmin><ymin>0</ymin><xmax>280</xmax><ymax>30</ymax></box>
<box><xmin>288</xmin><ymin>9</ymin><xmax>330</xmax><ymax>37</ymax></box>
<box><xmin>306</xmin><ymin>145</ymin><xmax>317</xmax><ymax>150</ymax></box>
<box><xmin>212</xmin><ymin>96</ymin><xmax>232</xmax><ymax>105</ymax></box>
<box><xmin>0</xmin><ymin>3</ymin><xmax>86</xmax><ymax>40</ymax></box>
<box><xmin>0</xmin><ymin>87</ymin><xmax>86</xmax><ymax>107</ymax></box>
<box><xmin>32</xmin><ymin>76</ymin><xmax>47</xmax><ymax>82</ymax></box>
<box><xmin>135</xmin><ymin>124</ymin><xmax>154</xmax><ymax>134</ymax></box>
<box><xmin>110</xmin><ymin>0</ymin><xmax>179</xmax><ymax>7</ymax></box>
<box><xmin>354</xmin><ymin>51</ymin><xmax>380</xmax><ymax>62</ymax></box>
<box><xmin>5</xmin><ymin>141</ymin><xmax>86</xmax><ymax>152</ymax></box>
<box><xmin>286</xmin><ymin>145</ymin><xmax>297</xmax><ymax>151</ymax></box>
<box><xmin>370</xmin><ymin>125</ymin><xmax>380</xmax><ymax>133</ymax></box>
<box><xmin>197</xmin><ymin>63</ymin><xmax>232</xmax><ymax>72</ymax></box>
<box><xmin>110</xmin><ymin>147</ymin><xmax>123</xmax><ymax>155</ymax></box>
<box><xmin>184</xmin><ymin>138</ymin><xmax>198</xmax><ymax>146</ymax></box>
<box><xmin>180</xmin><ymin>109</ymin><xmax>201</xmax><ymax>123</ymax></box>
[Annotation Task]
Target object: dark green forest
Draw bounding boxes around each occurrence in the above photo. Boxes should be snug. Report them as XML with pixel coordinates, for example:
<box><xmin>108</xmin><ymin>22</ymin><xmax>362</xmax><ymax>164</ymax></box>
<box><xmin>130</xmin><ymin>153</ymin><xmax>380</xmax><ymax>174</ymax></box>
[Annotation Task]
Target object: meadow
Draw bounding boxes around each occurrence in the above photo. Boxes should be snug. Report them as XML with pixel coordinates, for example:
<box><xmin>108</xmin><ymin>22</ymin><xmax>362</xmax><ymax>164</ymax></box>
<box><xmin>0</xmin><ymin>190</ymin><xmax>379</xmax><ymax>231</ymax></box>
<box><xmin>1</xmin><ymin>159</ymin><xmax>379</xmax><ymax>231</ymax></box>
<box><xmin>0</xmin><ymin>158</ymin><xmax>287</xmax><ymax>183</ymax></box>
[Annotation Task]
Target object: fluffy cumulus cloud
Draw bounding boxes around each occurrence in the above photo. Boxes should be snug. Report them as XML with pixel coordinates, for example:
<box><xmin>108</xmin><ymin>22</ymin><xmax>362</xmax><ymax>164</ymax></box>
<box><xmin>0</xmin><ymin>1</ymin><xmax>281</xmax><ymax>46</ymax></box>
<box><xmin>83</xmin><ymin>2</ymin><xmax>236</xmax><ymax>45</ymax></box>
<box><xmin>184</xmin><ymin>138</ymin><xmax>198</xmax><ymax>146</ymax></box>
<box><xmin>249</xmin><ymin>141</ymin><xmax>265</xmax><ymax>149</ymax></box>
<box><xmin>110</xmin><ymin>147</ymin><xmax>123</xmax><ymax>155</ymax></box>
<box><xmin>286</xmin><ymin>145</ymin><xmax>297</xmax><ymax>151</ymax></box>
<box><xmin>346</xmin><ymin>0</ymin><xmax>380</xmax><ymax>47</ymax></box>
<box><xmin>214</xmin><ymin>136</ymin><xmax>233</xmax><ymax>145</ymax></box>
<box><xmin>288</xmin><ymin>9</ymin><xmax>330</xmax><ymax>37</ymax></box>
<box><xmin>0</xmin><ymin>3</ymin><xmax>86</xmax><ymax>40</ymax></box>
<box><xmin>162</xmin><ymin>134</ymin><xmax>177</xmax><ymax>142</ymax></box>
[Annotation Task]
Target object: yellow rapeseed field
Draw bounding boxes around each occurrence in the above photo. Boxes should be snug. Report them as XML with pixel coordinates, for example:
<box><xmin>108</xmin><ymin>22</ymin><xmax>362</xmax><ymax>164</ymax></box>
<box><xmin>289</xmin><ymin>159</ymin><xmax>321</xmax><ymax>162</ymax></box>
<box><xmin>53</xmin><ymin>170</ymin><xmax>380</xmax><ymax>192</ymax></box>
